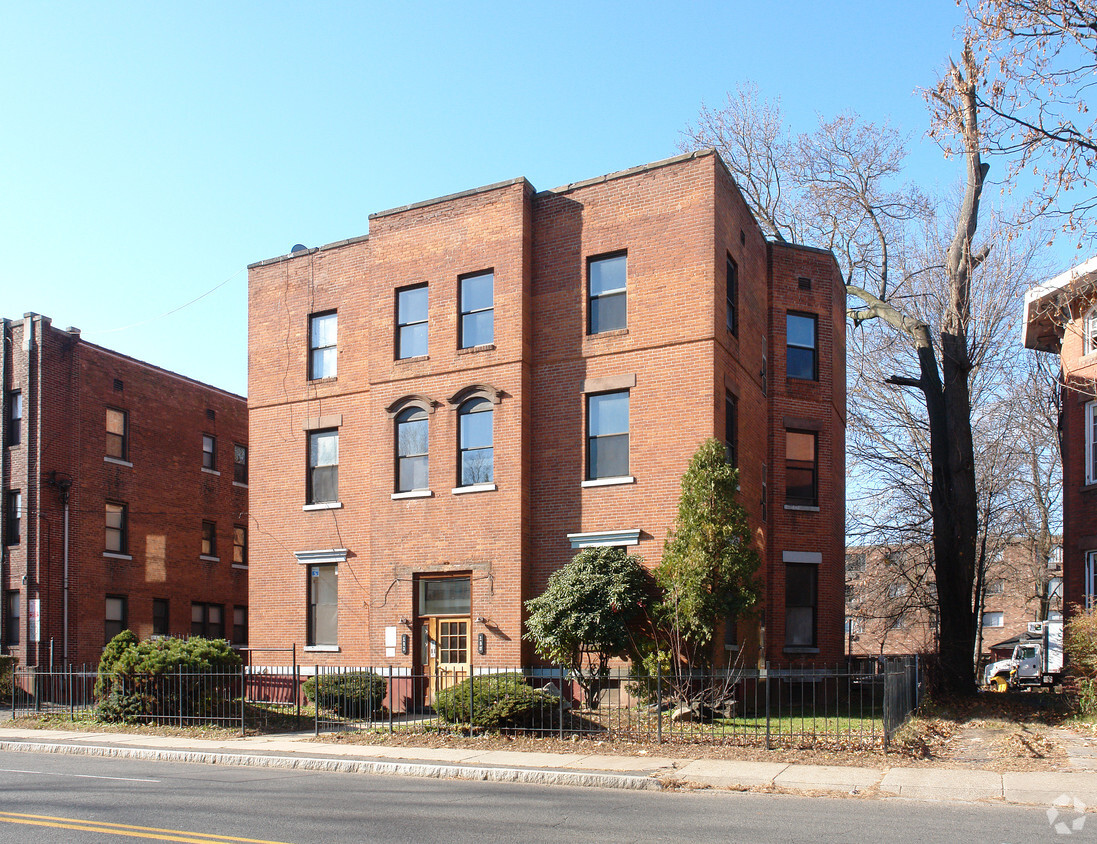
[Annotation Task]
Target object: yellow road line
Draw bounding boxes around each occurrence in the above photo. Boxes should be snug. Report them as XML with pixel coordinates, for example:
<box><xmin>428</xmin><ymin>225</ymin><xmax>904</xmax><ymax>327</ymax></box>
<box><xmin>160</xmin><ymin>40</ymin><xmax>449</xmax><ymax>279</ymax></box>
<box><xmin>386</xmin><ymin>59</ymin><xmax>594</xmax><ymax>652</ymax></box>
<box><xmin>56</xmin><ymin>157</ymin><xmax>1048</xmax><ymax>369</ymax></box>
<box><xmin>0</xmin><ymin>812</ymin><xmax>295</xmax><ymax>844</ymax></box>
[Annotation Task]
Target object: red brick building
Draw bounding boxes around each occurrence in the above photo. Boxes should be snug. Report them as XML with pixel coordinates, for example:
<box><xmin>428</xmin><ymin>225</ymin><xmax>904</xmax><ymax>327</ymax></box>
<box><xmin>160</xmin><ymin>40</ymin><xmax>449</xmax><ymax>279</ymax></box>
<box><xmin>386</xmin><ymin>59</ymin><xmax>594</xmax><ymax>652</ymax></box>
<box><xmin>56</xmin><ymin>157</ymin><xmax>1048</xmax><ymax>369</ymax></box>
<box><xmin>1</xmin><ymin>313</ymin><xmax>249</xmax><ymax>667</ymax></box>
<box><xmin>1024</xmin><ymin>257</ymin><xmax>1097</xmax><ymax>615</ymax></box>
<box><xmin>246</xmin><ymin>150</ymin><xmax>846</xmax><ymax>673</ymax></box>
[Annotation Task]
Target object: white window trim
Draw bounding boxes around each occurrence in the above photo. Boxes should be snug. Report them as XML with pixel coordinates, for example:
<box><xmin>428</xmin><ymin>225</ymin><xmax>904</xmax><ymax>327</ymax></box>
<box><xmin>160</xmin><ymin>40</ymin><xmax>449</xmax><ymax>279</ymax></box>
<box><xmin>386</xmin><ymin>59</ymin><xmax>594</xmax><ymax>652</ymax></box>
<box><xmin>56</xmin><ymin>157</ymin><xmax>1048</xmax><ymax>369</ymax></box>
<box><xmin>567</xmin><ymin>529</ymin><xmax>640</xmax><ymax>549</ymax></box>
<box><xmin>103</xmin><ymin>552</ymin><xmax>133</xmax><ymax>561</ymax></box>
<box><xmin>581</xmin><ymin>476</ymin><xmax>635</xmax><ymax>488</ymax></box>
<box><xmin>391</xmin><ymin>489</ymin><xmax>433</xmax><ymax>500</ymax></box>
<box><xmin>104</xmin><ymin>456</ymin><xmax>133</xmax><ymax>468</ymax></box>
<box><xmin>1087</xmin><ymin>401</ymin><xmax>1097</xmax><ymax>485</ymax></box>
<box><xmin>294</xmin><ymin>548</ymin><xmax>348</xmax><ymax>565</ymax></box>
<box><xmin>199</xmin><ymin>554</ymin><xmax>220</xmax><ymax>563</ymax></box>
<box><xmin>452</xmin><ymin>483</ymin><xmax>496</xmax><ymax>495</ymax></box>
<box><xmin>1087</xmin><ymin>551</ymin><xmax>1097</xmax><ymax>609</ymax></box>
<box><xmin>303</xmin><ymin>645</ymin><xmax>340</xmax><ymax>653</ymax></box>
<box><xmin>982</xmin><ymin>611</ymin><xmax>1005</xmax><ymax>628</ymax></box>
<box><xmin>303</xmin><ymin>501</ymin><xmax>343</xmax><ymax>511</ymax></box>
<box><xmin>201</xmin><ymin>467</ymin><xmax>221</xmax><ymax>477</ymax></box>
<box><xmin>1085</xmin><ymin>307</ymin><xmax>1097</xmax><ymax>355</ymax></box>
<box><xmin>233</xmin><ymin>481</ymin><xmax>249</xmax><ymax>489</ymax></box>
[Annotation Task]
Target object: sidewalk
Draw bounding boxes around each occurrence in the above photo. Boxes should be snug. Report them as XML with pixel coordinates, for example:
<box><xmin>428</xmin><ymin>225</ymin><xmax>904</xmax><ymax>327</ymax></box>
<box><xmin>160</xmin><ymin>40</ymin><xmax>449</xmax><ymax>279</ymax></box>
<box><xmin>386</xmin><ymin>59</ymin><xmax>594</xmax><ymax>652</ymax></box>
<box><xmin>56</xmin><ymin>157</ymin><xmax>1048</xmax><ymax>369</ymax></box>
<box><xmin>0</xmin><ymin>727</ymin><xmax>1094</xmax><ymax>808</ymax></box>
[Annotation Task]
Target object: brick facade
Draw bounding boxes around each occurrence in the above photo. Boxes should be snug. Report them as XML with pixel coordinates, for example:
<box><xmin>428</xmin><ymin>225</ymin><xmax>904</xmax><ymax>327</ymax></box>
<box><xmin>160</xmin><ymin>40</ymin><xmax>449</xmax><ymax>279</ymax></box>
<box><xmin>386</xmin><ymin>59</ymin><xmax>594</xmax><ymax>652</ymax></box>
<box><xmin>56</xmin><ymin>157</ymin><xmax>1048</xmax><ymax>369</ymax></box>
<box><xmin>0</xmin><ymin>314</ymin><xmax>248</xmax><ymax>667</ymax></box>
<box><xmin>1024</xmin><ymin>258</ymin><xmax>1097</xmax><ymax>619</ymax></box>
<box><xmin>246</xmin><ymin>151</ymin><xmax>846</xmax><ymax>671</ymax></box>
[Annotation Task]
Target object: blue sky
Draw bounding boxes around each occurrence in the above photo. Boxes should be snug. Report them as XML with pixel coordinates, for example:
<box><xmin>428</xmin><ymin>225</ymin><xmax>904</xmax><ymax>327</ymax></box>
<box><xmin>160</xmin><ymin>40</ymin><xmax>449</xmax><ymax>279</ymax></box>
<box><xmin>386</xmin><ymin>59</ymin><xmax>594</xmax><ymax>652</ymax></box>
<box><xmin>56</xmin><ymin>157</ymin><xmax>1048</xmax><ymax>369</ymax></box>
<box><xmin>0</xmin><ymin>1</ymin><xmax>1029</xmax><ymax>395</ymax></box>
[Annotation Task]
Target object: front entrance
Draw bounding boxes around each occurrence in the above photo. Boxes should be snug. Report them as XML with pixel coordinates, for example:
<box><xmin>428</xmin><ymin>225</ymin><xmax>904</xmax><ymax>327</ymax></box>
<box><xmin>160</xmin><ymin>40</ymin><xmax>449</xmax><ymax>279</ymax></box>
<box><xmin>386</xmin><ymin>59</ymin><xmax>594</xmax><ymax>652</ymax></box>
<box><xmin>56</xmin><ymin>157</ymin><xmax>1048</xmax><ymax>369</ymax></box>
<box><xmin>416</xmin><ymin>576</ymin><xmax>471</xmax><ymax>705</ymax></box>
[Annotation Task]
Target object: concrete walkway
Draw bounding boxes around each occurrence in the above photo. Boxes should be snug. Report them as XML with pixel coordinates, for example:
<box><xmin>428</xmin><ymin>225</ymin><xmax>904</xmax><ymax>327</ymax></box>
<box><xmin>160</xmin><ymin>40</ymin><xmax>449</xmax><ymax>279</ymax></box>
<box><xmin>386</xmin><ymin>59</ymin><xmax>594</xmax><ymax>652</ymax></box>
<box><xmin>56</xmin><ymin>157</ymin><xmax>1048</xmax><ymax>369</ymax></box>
<box><xmin>0</xmin><ymin>727</ymin><xmax>1094</xmax><ymax>808</ymax></box>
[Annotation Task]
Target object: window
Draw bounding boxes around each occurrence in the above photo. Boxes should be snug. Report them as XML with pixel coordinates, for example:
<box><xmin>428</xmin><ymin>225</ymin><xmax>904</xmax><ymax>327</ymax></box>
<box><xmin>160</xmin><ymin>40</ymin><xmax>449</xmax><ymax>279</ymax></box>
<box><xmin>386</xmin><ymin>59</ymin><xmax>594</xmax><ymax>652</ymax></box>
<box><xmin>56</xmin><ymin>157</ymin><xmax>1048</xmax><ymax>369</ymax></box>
<box><xmin>787</xmin><ymin>312</ymin><xmax>818</xmax><ymax>380</ymax></box>
<box><xmin>888</xmin><ymin>581</ymin><xmax>909</xmax><ymax>598</ymax></box>
<box><xmin>191</xmin><ymin>603</ymin><xmax>224</xmax><ymax>639</ymax></box>
<box><xmin>459</xmin><ymin>271</ymin><xmax>493</xmax><ymax>348</ymax></box>
<box><xmin>201</xmin><ymin>521</ymin><xmax>217</xmax><ymax>557</ymax></box>
<box><xmin>5</xmin><ymin>491</ymin><xmax>19</xmax><ymax>546</ymax></box>
<box><xmin>233</xmin><ymin>526</ymin><xmax>247</xmax><ymax>566</ymax></box>
<box><xmin>395</xmin><ymin>409</ymin><xmax>428</xmax><ymax>492</ymax></box>
<box><xmin>888</xmin><ymin>613</ymin><xmax>909</xmax><ymax>630</ymax></box>
<box><xmin>234</xmin><ymin>444</ymin><xmax>248</xmax><ymax>484</ymax></box>
<box><xmin>309</xmin><ymin>311</ymin><xmax>337</xmax><ymax>379</ymax></box>
<box><xmin>105</xmin><ymin>595</ymin><xmax>127</xmax><ymax>644</ymax></box>
<box><xmin>588</xmin><ymin>253</ymin><xmax>627</xmax><ymax>334</ymax></box>
<box><xmin>1087</xmin><ymin>401</ymin><xmax>1097</xmax><ymax>485</ymax></box>
<box><xmin>233</xmin><ymin>606</ymin><xmax>248</xmax><ymax>645</ymax></box>
<box><xmin>106</xmin><ymin>408</ymin><xmax>127</xmax><ymax>460</ymax></box>
<box><xmin>1085</xmin><ymin>307</ymin><xmax>1097</xmax><ymax>355</ymax></box>
<box><xmin>152</xmin><ymin>598</ymin><xmax>169</xmax><ymax>636</ymax></box>
<box><xmin>785</xmin><ymin>564</ymin><xmax>817</xmax><ymax>647</ymax></box>
<box><xmin>1088</xmin><ymin>551</ymin><xmax>1097</xmax><ymax>608</ymax></box>
<box><xmin>723</xmin><ymin>611</ymin><xmax>738</xmax><ymax>649</ymax></box>
<box><xmin>846</xmin><ymin>553</ymin><xmax>867</xmax><ymax>573</ymax></box>
<box><xmin>8</xmin><ymin>391</ymin><xmax>21</xmax><ymax>447</ymax></box>
<box><xmin>982</xmin><ymin>611</ymin><xmax>1004</xmax><ymax>628</ymax></box>
<box><xmin>1049</xmin><ymin>577</ymin><xmax>1063</xmax><ymax>601</ymax></box>
<box><xmin>308</xmin><ymin>430</ymin><xmax>339</xmax><ymax>503</ymax></box>
<box><xmin>202</xmin><ymin>434</ymin><xmax>216</xmax><ymax>470</ymax></box>
<box><xmin>308</xmin><ymin>564</ymin><xmax>338</xmax><ymax>646</ymax></box>
<box><xmin>987</xmin><ymin>579</ymin><xmax>1005</xmax><ymax>595</ymax></box>
<box><xmin>586</xmin><ymin>391</ymin><xmax>629</xmax><ymax>479</ymax></box>
<box><xmin>5</xmin><ymin>592</ymin><xmax>19</xmax><ymax>646</ymax></box>
<box><xmin>105</xmin><ymin>502</ymin><xmax>127</xmax><ymax>554</ymax></box>
<box><xmin>725</xmin><ymin>392</ymin><xmax>738</xmax><ymax>468</ymax></box>
<box><xmin>458</xmin><ymin>398</ymin><xmax>493</xmax><ymax>486</ymax></box>
<box><xmin>419</xmin><ymin>577</ymin><xmax>471</xmax><ymax>615</ymax></box>
<box><xmin>726</xmin><ymin>257</ymin><xmax>738</xmax><ymax>335</ymax></box>
<box><xmin>397</xmin><ymin>285</ymin><xmax>428</xmax><ymax>359</ymax></box>
<box><xmin>786</xmin><ymin>430</ymin><xmax>818</xmax><ymax>506</ymax></box>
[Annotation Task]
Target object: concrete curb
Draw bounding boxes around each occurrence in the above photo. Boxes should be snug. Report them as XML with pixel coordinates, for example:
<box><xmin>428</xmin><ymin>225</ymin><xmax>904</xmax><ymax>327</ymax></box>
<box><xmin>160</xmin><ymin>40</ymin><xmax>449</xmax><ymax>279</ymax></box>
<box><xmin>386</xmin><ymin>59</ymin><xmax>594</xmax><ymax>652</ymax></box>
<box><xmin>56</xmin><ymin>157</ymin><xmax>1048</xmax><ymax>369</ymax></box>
<box><xmin>0</xmin><ymin>741</ymin><xmax>663</xmax><ymax>791</ymax></box>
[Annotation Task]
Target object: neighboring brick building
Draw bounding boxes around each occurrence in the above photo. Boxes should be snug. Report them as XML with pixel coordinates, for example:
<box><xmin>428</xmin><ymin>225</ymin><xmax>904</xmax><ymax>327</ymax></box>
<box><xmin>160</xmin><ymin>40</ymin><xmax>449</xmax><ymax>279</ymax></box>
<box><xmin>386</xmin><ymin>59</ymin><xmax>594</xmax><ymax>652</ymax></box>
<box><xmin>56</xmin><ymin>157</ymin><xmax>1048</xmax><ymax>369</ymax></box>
<box><xmin>1</xmin><ymin>313</ymin><xmax>249</xmax><ymax>667</ymax></box>
<box><xmin>1024</xmin><ymin>257</ymin><xmax>1097</xmax><ymax>616</ymax></box>
<box><xmin>845</xmin><ymin>542</ymin><xmax>1062</xmax><ymax>660</ymax></box>
<box><xmin>246</xmin><ymin>150</ymin><xmax>846</xmax><ymax>676</ymax></box>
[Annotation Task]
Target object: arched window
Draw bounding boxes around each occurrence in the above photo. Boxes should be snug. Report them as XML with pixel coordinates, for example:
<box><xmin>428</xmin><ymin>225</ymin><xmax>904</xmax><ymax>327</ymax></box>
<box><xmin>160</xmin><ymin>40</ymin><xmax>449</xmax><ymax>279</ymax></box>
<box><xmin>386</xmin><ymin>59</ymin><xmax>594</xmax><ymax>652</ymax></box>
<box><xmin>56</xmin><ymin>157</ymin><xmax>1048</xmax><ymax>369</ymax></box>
<box><xmin>458</xmin><ymin>398</ymin><xmax>493</xmax><ymax>486</ymax></box>
<box><xmin>396</xmin><ymin>407</ymin><xmax>429</xmax><ymax>492</ymax></box>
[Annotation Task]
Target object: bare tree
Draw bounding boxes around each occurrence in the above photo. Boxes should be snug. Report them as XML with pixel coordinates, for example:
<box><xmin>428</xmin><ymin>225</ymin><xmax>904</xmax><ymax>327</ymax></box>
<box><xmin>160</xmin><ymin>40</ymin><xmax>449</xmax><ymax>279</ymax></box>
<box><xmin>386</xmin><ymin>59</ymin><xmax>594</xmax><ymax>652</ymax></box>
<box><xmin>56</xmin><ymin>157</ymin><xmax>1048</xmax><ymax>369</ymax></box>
<box><xmin>683</xmin><ymin>46</ymin><xmax>998</xmax><ymax>694</ymax></box>
<box><xmin>965</xmin><ymin>0</ymin><xmax>1097</xmax><ymax>233</ymax></box>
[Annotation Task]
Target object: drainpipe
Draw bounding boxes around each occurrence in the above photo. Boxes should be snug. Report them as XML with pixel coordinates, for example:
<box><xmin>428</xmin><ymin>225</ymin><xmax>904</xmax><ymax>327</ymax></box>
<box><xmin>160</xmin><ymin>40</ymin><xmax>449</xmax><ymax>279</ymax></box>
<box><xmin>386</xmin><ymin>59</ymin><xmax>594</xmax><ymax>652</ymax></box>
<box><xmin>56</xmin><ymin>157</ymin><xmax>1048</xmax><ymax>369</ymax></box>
<box><xmin>48</xmin><ymin>472</ymin><xmax>72</xmax><ymax>664</ymax></box>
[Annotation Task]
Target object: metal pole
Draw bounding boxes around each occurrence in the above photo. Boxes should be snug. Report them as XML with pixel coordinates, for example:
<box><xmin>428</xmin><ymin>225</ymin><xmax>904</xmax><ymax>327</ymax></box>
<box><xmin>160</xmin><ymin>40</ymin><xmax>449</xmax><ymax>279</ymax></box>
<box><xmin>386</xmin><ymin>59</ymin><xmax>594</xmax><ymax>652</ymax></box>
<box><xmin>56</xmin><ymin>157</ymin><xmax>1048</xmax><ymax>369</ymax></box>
<box><xmin>388</xmin><ymin>666</ymin><xmax>393</xmax><ymax>734</ymax></box>
<box><xmin>558</xmin><ymin>666</ymin><xmax>565</xmax><ymax>741</ymax></box>
<box><xmin>314</xmin><ymin>666</ymin><xmax>319</xmax><ymax>738</ymax></box>
<box><xmin>239</xmin><ymin>662</ymin><xmax>245</xmax><ymax>737</ymax></box>
<box><xmin>764</xmin><ymin>660</ymin><xmax>771</xmax><ymax>750</ymax></box>
<box><xmin>293</xmin><ymin>645</ymin><xmax>300</xmax><ymax>729</ymax></box>
<box><xmin>656</xmin><ymin>660</ymin><xmax>663</xmax><ymax>744</ymax></box>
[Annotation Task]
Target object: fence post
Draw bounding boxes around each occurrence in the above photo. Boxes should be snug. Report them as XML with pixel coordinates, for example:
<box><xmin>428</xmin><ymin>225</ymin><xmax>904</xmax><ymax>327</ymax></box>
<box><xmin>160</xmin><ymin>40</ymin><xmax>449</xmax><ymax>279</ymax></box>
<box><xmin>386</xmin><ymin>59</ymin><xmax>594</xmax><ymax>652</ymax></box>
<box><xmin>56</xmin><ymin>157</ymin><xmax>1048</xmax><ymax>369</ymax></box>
<box><xmin>240</xmin><ymin>663</ymin><xmax>246</xmax><ymax>738</ymax></box>
<box><xmin>293</xmin><ymin>647</ymin><xmax>300</xmax><ymax>730</ymax></box>
<box><xmin>468</xmin><ymin>668</ymin><xmax>474</xmax><ymax>731</ymax></box>
<box><xmin>388</xmin><ymin>666</ymin><xmax>394</xmax><ymax>734</ymax></box>
<box><xmin>764</xmin><ymin>661</ymin><xmax>771</xmax><ymax>750</ymax></box>
<box><xmin>656</xmin><ymin>660</ymin><xmax>663</xmax><ymax>745</ymax></box>
<box><xmin>34</xmin><ymin>669</ymin><xmax>40</xmax><ymax>713</ymax></box>
<box><xmin>314</xmin><ymin>666</ymin><xmax>320</xmax><ymax>738</ymax></box>
<box><xmin>68</xmin><ymin>664</ymin><xmax>73</xmax><ymax>721</ymax></box>
<box><xmin>558</xmin><ymin>666</ymin><xmax>565</xmax><ymax>741</ymax></box>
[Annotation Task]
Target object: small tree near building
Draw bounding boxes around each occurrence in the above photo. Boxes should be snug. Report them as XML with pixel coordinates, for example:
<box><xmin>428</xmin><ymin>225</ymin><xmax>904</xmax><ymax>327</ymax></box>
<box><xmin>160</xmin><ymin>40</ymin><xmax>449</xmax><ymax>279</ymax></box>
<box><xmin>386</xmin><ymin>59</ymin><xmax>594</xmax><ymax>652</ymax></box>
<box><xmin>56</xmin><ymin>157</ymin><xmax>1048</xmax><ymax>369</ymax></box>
<box><xmin>650</xmin><ymin>438</ymin><xmax>760</xmax><ymax>699</ymax></box>
<box><xmin>525</xmin><ymin>546</ymin><xmax>646</xmax><ymax>708</ymax></box>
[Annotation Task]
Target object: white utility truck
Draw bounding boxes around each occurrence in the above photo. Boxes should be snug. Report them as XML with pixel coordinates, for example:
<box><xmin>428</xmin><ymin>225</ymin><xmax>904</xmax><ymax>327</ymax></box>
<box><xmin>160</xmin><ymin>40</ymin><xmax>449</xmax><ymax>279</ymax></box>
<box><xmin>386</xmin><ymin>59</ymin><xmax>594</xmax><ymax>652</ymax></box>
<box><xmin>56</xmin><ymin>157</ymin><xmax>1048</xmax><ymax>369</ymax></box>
<box><xmin>983</xmin><ymin>619</ymin><xmax>1063</xmax><ymax>691</ymax></box>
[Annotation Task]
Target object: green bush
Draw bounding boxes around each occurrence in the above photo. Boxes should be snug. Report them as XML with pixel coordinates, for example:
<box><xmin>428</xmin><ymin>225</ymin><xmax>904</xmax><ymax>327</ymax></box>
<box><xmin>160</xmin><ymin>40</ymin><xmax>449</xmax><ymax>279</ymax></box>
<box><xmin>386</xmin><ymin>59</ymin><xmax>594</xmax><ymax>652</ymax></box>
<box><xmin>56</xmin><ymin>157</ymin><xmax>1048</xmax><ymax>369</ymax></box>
<box><xmin>95</xmin><ymin>633</ymin><xmax>241</xmax><ymax>723</ymax></box>
<box><xmin>433</xmin><ymin>673</ymin><xmax>555</xmax><ymax>730</ymax></box>
<box><xmin>302</xmin><ymin>671</ymin><xmax>387</xmax><ymax>718</ymax></box>
<box><xmin>1065</xmin><ymin>605</ymin><xmax>1097</xmax><ymax>715</ymax></box>
<box><xmin>0</xmin><ymin>655</ymin><xmax>16</xmax><ymax>698</ymax></box>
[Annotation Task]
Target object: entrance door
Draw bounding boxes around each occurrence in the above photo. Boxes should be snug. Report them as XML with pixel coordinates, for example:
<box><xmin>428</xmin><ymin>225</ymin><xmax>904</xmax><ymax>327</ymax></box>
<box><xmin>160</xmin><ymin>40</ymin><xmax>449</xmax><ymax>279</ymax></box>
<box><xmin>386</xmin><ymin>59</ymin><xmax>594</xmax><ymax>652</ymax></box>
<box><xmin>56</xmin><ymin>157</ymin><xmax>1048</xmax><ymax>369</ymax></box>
<box><xmin>417</xmin><ymin>575</ymin><xmax>472</xmax><ymax>706</ymax></box>
<box><xmin>421</xmin><ymin>617</ymin><xmax>469</xmax><ymax>703</ymax></box>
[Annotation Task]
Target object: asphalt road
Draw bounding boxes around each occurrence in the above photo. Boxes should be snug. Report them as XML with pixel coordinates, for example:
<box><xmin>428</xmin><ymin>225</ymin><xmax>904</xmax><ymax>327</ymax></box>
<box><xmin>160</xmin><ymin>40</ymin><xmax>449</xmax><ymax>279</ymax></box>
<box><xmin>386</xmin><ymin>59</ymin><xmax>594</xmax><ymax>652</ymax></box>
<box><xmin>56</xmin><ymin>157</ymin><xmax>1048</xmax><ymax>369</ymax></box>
<box><xmin>0</xmin><ymin>750</ymin><xmax>1079</xmax><ymax>843</ymax></box>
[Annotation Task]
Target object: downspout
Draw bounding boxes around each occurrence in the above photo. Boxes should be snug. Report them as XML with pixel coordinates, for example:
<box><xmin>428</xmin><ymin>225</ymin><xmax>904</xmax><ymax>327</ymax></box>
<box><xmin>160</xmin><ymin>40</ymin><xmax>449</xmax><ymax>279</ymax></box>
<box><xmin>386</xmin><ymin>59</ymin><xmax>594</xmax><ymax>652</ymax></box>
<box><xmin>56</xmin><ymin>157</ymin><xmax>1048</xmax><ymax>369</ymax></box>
<box><xmin>61</xmin><ymin>483</ymin><xmax>70</xmax><ymax>663</ymax></box>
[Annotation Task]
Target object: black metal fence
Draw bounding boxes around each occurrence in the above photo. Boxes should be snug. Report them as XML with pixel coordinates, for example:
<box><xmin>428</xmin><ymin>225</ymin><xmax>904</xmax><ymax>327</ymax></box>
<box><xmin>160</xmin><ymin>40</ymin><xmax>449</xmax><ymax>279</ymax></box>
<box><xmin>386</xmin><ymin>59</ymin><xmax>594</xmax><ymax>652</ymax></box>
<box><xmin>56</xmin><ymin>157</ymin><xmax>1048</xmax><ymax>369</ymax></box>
<box><xmin>1</xmin><ymin>658</ymin><xmax>920</xmax><ymax>748</ymax></box>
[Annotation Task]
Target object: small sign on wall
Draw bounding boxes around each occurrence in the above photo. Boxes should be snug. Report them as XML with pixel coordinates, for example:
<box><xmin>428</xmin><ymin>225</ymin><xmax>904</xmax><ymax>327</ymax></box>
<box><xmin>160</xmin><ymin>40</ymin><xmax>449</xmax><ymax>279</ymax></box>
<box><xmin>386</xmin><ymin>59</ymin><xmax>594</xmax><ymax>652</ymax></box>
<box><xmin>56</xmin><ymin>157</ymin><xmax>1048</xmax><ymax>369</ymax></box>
<box><xmin>384</xmin><ymin>625</ymin><xmax>397</xmax><ymax>659</ymax></box>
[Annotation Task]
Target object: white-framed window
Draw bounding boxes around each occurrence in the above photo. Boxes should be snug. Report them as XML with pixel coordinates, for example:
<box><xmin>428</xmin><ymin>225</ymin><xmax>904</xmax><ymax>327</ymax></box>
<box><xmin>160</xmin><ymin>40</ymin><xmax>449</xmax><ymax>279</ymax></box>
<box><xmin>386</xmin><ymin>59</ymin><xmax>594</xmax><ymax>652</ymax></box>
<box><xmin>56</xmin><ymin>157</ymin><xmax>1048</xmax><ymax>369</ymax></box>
<box><xmin>459</xmin><ymin>271</ymin><xmax>493</xmax><ymax>348</ymax></box>
<box><xmin>1087</xmin><ymin>401</ymin><xmax>1097</xmax><ymax>485</ymax></box>
<box><xmin>982</xmin><ymin>611</ymin><xmax>1004</xmax><ymax>628</ymax></box>
<box><xmin>588</xmin><ymin>253</ymin><xmax>627</xmax><ymax>334</ymax></box>
<box><xmin>586</xmin><ymin>390</ymin><xmax>629</xmax><ymax>479</ymax></box>
<box><xmin>457</xmin><ymin>398</ymin><xmax>493</xmax><ymax>486</ymax></box>
<box><xmin>309</xmin><ymin>311</ymin><xmax>337</xmax><ymax>379</ymax></box>
<box><xmin>1085</xmin><ymin>306</ymin><xmax>1097</xmax><ymax>355</ymax></box>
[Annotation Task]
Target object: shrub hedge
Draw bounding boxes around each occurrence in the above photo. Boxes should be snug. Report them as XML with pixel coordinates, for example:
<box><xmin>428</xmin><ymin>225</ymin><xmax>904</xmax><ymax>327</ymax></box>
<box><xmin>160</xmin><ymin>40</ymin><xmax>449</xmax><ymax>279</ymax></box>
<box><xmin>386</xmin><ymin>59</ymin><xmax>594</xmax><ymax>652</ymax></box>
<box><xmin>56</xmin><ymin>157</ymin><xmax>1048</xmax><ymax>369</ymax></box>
<box><xmin>433</xmin><ymin>673</ymin><xmax>555</xmax><ymax>730</ymax></box>
<box><xmin>302</xmin><ymin>671</ymin><xmax>387</xmax><ymax>718</ymax></box>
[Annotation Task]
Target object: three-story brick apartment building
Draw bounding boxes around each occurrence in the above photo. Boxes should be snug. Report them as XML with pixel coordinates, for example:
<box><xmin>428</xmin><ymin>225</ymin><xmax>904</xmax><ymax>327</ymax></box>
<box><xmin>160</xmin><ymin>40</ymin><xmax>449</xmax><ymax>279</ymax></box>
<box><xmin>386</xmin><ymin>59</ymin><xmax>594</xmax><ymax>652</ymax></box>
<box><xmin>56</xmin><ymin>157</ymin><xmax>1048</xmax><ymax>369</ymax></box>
<box><xmin>246</xmin><ymin>150</ymin><xmax>846</xmax><ymax>673</ymax></box>
<box><xmin>1</xmin><ymin>313</ymin><xmax>249</xmax><ymax>666</ymax></box>
<box><xmin>1024</xmin><ymin>256</ymin><xmax>1097</xmax><ymax>613</ymax></box>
